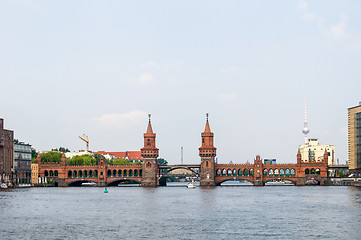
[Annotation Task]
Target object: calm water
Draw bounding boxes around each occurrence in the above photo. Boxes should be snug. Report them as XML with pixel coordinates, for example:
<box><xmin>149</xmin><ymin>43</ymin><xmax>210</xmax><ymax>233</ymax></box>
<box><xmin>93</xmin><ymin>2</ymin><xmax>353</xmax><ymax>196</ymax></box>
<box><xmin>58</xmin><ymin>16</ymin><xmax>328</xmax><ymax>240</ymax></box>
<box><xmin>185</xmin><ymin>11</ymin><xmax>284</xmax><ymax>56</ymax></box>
<box><xmin>1</xmin><ymin>184</ymin><xmax>360</xmax><ymax>240</ymax></box>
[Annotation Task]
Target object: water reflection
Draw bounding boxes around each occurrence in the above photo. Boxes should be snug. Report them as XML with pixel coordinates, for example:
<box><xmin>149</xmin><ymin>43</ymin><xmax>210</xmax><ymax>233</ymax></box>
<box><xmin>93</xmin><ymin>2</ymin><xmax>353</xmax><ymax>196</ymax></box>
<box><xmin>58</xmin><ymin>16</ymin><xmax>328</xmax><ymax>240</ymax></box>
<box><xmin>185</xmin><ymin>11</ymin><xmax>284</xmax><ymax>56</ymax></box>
<box><xmin>0</xmin><ymin>186</ymin><xmax>360</xmax><ymax>239</ymax></box>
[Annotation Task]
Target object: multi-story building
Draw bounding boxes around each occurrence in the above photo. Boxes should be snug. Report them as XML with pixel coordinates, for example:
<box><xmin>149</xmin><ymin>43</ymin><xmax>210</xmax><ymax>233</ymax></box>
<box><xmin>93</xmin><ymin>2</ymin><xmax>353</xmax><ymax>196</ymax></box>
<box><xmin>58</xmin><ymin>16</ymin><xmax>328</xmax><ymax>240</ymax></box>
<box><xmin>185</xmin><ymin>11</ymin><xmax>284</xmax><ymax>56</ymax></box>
<box><xmin>31</xmin><ymin>163</ymin><xmax>38</xmax><ymax>186</ymax></box>
<box><xmin>299</xmin><ymin>138</ymin><xmax>335</xmax><ymax>165</ymax></box>
<box><xmin>0</xmin><ymin>118</ymin><xmax>14</xmax><ymax>188</ymax></box>
<box><xmin>14</xmin><ymin>142</ymin><xmax>32</xmax><ymax>187</ymax></box>
<box><xmin>348</xmin><ymin>102</ymin><xmax>361</xmax><ymax>176</ymax></box>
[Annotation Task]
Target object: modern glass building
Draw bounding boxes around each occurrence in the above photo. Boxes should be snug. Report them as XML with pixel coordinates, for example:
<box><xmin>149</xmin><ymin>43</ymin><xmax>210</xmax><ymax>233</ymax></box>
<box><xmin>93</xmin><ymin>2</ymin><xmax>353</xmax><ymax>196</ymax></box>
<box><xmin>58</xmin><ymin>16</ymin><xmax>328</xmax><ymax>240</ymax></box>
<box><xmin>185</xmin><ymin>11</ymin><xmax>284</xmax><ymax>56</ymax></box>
<box><xmin>14</xmin><ymin>142</ymin><xmax>32</xmax><ymax>187</ymax></box>
<box><xmin>348</xmin><ymin>102</ymin><xmax>361</xmax><ymax>177</ymax></box>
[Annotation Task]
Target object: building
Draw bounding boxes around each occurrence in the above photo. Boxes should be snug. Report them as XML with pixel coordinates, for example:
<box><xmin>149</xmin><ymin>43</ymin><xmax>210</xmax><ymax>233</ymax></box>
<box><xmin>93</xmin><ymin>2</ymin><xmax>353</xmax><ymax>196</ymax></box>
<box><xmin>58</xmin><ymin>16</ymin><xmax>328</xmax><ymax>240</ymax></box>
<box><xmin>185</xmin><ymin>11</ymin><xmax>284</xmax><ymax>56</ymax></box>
<box><xmin>14</xmin><ymin>142</ymin><xmax>32</xmax><ymax>187</ymax></box>
<box><xmin>0</xmin><ymin>118</ymin><xmax>14</xmax><ymax>188</ymax></box>
<box><xmin>94</xmin><ymin>151</ymin><xmax>142</xmax><ymax>162</ymax></box>
<box><xmin>348</xmin><ymin>102</ymin><xmax>361</xmax><ymax>176</ymax></box>
<box><xmin>299</xmin><ymin>138</ymin><xmax>335</xmax><ymax>165</ymax></box>
<box><xmin>31</xmin><ymin>163</ymin><xmax>38</xmax><ymax>186</ymax></box>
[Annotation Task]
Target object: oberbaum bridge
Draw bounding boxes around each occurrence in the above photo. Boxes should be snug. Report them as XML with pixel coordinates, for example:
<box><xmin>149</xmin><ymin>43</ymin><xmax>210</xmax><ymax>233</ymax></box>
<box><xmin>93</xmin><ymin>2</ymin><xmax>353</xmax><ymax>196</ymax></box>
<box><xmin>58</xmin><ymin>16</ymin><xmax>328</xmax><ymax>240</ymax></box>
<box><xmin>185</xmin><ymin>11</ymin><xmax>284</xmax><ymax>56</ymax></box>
<box><xmin>37</xmin><ymin>115</ymin><xmax>329</xmax><ymax>187</ymax></box>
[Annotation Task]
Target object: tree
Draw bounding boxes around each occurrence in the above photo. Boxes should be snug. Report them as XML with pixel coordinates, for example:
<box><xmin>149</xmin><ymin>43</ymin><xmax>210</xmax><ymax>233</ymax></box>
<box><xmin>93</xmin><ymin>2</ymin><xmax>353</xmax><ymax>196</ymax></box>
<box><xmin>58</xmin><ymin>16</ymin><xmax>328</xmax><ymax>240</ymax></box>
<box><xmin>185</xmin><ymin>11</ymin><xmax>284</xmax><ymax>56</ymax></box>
<box><xmin>31</xmin><ymin>148</ymin><xmax>38</xmax><ymax>163</ymax></box>
<box><xmin>40</xmin><ymin>151</ymin><xmax>62</xmax><ymax>163</ymax></box>
<box><xmin>13</xmin><ymin>139</ymin><xmax>19</xmax><ymax>144</ymax></box>
<box><xmin>157</xmin><ymin>158</ymin><xmax>168</xmax><ymax>165</ymax></box>
<box><xmin>66</xmin><ymin>154</ymin><xmax>97</xmax><ymax>166</ymax></box>
<box><xmin>58</xmin><ymin>147</ymin><xmax>70</xmax><ymax>153</ymax></box>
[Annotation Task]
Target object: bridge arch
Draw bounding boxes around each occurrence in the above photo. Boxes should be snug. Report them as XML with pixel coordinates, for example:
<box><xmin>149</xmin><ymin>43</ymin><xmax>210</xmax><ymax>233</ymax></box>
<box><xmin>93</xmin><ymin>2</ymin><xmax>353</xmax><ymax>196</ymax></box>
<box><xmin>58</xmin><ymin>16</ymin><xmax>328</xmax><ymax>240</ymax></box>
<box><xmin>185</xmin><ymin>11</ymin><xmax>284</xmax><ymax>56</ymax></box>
<box><xmin>216</xmin><ymin>178</ymin><xmax>254</xmax><ymax>186</ymax></box>
<box><xmin>107</xmin><ymin>179</ymin><xmax>141</xmax><ymax>186</ymax></box>
<box><xmin>68</xmin><ymin>179</ymin><xmax>97</xmax><ymax>187</ymax></box>
<box><xmin>162</xmin><ymin>166</ymin><xmax>199</xmax><ymax>176</ymax></box>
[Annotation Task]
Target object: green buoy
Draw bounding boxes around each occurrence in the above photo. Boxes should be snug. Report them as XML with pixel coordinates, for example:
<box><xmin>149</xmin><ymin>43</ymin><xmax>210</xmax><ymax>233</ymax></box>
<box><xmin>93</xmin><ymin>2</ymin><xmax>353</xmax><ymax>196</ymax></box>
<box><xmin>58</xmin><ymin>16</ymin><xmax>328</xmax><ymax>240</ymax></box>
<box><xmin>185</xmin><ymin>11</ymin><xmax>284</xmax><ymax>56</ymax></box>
<box><xmin>104</xmin><ymin>187</ymin><xmax>108</xmax><ymax>193</ymax></box>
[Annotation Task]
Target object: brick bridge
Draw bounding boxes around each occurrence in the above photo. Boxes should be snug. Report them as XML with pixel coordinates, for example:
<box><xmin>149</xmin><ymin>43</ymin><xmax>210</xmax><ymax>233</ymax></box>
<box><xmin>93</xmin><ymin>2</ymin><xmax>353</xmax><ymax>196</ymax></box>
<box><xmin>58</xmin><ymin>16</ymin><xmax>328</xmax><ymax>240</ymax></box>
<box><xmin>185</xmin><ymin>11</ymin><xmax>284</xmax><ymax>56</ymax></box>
<box><xmin>38</xmin><ymin>116</ymin><xmax>329</xmax><ymax>187</ymax></box>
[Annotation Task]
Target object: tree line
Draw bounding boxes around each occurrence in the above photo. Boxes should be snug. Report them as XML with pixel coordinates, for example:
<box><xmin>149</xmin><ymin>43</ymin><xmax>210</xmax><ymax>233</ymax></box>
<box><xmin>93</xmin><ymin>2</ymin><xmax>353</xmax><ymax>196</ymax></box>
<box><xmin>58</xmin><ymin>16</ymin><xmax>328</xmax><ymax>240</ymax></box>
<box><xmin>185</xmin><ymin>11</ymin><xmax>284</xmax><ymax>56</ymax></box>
<box><xmin>31</xmin><ymin>151</ymin><xmax>167</xmax><ymax>166</ymax></box>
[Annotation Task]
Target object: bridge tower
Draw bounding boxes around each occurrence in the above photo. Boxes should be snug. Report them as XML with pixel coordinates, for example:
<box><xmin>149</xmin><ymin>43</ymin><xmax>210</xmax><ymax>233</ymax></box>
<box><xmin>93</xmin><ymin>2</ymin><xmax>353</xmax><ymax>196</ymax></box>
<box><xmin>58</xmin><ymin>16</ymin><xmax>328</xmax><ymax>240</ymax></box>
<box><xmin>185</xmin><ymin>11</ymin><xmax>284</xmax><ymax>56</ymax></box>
<box><xmin>141</xmin><ymin>114</ymin><xmax>159</xmax><ymax>187</ymax></box>
<box><xmin>199</xmin><ymin>114</ymin><xmax>216</xmax><ymax>186</ymax></box>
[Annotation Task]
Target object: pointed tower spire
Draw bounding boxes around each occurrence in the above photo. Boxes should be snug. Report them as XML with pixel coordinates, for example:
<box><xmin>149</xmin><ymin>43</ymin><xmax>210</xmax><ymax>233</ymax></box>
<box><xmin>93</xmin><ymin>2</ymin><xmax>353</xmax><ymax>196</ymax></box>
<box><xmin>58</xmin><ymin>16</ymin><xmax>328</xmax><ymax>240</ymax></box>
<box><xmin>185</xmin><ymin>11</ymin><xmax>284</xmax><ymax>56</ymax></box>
<box><xmin>204</xmin><ymin>113</ymin><xmax>211</xmax><ymax>133</ymax></box>
<box><xmin>146</xmin><ymin>114</ymin><xmax>153</xmax><ymax>134</ymax></box>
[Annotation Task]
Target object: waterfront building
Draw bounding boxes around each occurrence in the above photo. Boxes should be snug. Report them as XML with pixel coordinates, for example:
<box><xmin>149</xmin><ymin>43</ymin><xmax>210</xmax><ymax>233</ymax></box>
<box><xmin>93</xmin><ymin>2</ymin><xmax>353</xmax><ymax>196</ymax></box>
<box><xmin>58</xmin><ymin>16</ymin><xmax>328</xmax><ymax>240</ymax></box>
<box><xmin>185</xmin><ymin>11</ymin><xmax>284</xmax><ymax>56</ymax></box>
<box><xmin>348</xmin><ymin>102</ymin><xmax>361</xmax><ymax>176</ymax></box>
<box><xmin>94</xmin><ymin>151</ymin><xmax>142</xmax><ymax>163</ymax></box>
<box><xmin>14</xmin><ymin>142</ymin><xmax>32</xmax><ymax>187</ymax></box>
<box><xmin>0</xmin><ymin>118</ymin><xmax>14</xmax><ymax>188</ymax></box>
<box><xmin>31</xmin><ymin>163</ymin><xmax>38</xmax><ymax>186</ymax></box>
<box><xmin>299</xmin><ymin>139</ymin><xmax>335</xmax><ymax>165</ymax></box>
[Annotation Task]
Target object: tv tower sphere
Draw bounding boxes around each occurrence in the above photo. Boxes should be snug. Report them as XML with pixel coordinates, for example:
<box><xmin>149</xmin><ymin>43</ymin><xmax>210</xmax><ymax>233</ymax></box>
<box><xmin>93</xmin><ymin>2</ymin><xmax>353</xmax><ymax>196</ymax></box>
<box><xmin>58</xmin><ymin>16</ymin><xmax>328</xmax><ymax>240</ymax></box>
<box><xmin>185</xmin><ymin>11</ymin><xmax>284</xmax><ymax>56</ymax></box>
<box><xmin>302</xmin><ymin>125</ymin><xmax>309</xmax><ymax>135</ymax></box>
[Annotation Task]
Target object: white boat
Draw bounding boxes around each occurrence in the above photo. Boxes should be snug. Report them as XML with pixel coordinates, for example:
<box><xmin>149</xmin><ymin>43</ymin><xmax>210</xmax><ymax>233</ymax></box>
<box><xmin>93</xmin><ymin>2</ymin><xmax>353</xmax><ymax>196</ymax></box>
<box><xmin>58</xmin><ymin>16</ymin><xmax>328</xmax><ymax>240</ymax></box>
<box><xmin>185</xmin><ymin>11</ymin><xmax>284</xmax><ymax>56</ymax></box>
<box><xmin>266</xmin><ymin>180</ymin><xmax>293</xmax><ymax>186</ymax></box>
<box><xmin>187</xmin><ymin>180</ymin><xmax>196</xmax><ymax>189</ymax></box>
<box><xmin>81</xmin><ymin>182</ymin><xmax>97</xmax><ymax>186</ymax></box>
<box><xmin>1</xmin><ymin>183</ymin><xmax>8</xmax><ymax>189</ymax></box>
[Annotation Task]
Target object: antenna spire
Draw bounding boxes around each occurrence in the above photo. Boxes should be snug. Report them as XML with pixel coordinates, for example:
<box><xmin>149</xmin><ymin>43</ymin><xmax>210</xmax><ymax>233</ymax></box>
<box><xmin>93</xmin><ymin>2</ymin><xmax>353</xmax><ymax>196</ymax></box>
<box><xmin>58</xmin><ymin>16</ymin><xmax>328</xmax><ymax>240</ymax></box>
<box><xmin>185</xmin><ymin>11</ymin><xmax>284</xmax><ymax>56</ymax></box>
<box><xmin>206</xmin><ymin>113</ymin><xmax>209</xmax><ymax>121</ymax></box>
<box><xmin>148</xmin><ymin>113</ymin><xmax>151</xmax><ymax>122</ymax></box>
<box><xmin>304</xmin><ymin>97</ymin><xmax>307</xmax><ymax>122</ymax></box>
<box><xmin>302</xmin><ymin>97</ymin><xmax>310</xmax><ymax>144</ymax></box>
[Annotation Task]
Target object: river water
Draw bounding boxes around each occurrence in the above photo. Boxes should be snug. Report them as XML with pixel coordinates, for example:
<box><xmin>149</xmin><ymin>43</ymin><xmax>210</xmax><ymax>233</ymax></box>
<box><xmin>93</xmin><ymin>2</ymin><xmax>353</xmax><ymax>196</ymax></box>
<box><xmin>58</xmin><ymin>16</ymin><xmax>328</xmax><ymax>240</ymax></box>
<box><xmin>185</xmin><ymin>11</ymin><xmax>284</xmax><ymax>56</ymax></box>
<box><xmin>0</xmin><ymin>184</ymin><xmax>360</xmax><ymax>240</ymax></box>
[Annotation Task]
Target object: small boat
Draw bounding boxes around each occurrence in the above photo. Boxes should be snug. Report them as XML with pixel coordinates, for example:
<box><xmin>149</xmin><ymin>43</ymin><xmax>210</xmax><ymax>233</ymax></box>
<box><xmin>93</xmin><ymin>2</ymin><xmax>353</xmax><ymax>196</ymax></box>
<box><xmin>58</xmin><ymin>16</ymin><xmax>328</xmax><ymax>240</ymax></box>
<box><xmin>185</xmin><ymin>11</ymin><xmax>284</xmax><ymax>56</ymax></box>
<box><xmin>267</xmin><ymin>180</ymin><xmax>286</xmax><ymax>185</ymax></box>
<box><xmin>1</xmin><ymin>183</ymin><xmax>8</xmax><ymax>189</ymax></box>
<box><xmin>187</xmin><ymin>180</ymin><xmax>196</xmax><ymax>189</ymax></box>
<box><xmin>267</xmin><ymin>180</ymin><xmax>293</xmax><ymax>186</ymax></box>
<box><xmin>81</xmin><ymin>182</ymin><xmax>96</xmax><ymax>186</ymax></box>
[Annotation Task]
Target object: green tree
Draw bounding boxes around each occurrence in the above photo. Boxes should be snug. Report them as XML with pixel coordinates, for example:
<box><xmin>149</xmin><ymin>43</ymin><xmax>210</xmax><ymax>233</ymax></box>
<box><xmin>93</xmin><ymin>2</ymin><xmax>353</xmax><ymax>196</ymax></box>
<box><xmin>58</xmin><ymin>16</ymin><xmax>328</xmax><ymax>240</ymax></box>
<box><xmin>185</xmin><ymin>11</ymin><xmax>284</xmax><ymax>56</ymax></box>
<box><xmin>157</xmin><ymin>158</ymin><xmax>168</xmax><ymax>165</ymax></box>
<box><xmin>66</xmin><ymin>154</ymin><xmax>97</xmax><ymax>166</ymax></box>
<box><xmin>58</xmin><ymin>147</ymin><xmax>70</xmax><ymax>153</ymax></box>
<box><xmin>40</xmin><ymin>151</ymin><xmax>62</xmax><ymax>163</ymax></box>
<box><xmin>31</xmin><ymin>148</ymin><xmax>38</xmax><ymax>163</ymax></box>
<box><xmin>13</xmin><ymin>139</ymin><xmax>19</xmax><ymax>144</ymax></box>
<box><xmin>31</xmin><ymin>148</ymin><xmax>38</xmax><ymax>159</ymax></box>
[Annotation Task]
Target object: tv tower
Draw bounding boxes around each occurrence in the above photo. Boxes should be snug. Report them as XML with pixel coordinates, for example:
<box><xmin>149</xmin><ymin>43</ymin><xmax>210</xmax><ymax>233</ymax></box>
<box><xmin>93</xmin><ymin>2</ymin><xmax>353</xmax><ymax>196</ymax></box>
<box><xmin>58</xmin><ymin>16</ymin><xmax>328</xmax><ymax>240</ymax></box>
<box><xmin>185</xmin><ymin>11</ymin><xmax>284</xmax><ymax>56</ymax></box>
<box><xmin>302</xmin><ymin>97</ymin><xmax>310</xmax><ymax>144</ymax></box>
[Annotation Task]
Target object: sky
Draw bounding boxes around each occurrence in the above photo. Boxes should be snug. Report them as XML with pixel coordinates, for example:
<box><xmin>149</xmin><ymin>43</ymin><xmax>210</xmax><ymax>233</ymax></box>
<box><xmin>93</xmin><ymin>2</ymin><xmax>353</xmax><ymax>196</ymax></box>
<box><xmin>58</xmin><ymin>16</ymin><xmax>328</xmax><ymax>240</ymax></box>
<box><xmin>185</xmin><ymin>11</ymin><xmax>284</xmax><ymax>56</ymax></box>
<box><xmin>1</xmin><ymin>0</ymin><xmax>361</xmax><ymax>165</ymax></box>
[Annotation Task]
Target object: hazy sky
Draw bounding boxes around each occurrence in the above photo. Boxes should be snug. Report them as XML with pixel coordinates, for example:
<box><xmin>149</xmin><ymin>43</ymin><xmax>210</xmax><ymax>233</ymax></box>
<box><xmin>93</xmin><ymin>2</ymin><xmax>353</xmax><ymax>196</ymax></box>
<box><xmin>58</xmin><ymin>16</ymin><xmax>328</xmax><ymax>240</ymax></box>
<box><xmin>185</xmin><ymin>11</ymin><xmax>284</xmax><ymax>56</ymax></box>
<box><xmin>1</xmin><ymin>0</ymin><xmax>360</xmax><ymax>165</ymax></box>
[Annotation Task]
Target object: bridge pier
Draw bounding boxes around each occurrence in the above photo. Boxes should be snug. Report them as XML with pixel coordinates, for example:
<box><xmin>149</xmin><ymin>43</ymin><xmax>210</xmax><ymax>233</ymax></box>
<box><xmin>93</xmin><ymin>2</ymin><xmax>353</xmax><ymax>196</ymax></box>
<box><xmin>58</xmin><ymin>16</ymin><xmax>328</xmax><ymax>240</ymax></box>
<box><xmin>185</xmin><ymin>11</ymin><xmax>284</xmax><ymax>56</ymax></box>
<box><xmin>254</xmin><ymin>180</ymin><xmax>264</xmax><ymax>186</ymax></box>
<box><xmin>97</xmin><ymin>181</ymin><xmax>106</xmax><ymax>187</ymax></box>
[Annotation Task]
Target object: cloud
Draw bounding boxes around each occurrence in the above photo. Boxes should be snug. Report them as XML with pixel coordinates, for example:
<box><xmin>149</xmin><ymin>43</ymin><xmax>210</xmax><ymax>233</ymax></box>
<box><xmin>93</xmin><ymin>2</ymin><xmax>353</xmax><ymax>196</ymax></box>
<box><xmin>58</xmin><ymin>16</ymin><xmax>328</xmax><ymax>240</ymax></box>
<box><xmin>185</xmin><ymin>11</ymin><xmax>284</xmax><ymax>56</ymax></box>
<box><xmin>136</xmin><ymin>73</ymin><xmax>154</xmax><ymax>85</ymax></box>
<box><xmin>86</xmin><ymin>111</ymin><xmax>148</xmax><ymax>129</ymax></box>
<box><xmin>298</xmin><ymin>1</ymin><xmax>325</xmax><ymax>28</ymax></box>
<box><xmin>329</xmin><ymin>14</ymin><xmax>350</xmax><ymax>39</ymax></box>
<box><xmin>298</xmin><ymin>1</ymin><xmax>353</xmax><ymax>40</ymax></box>
<box><xmin>297</xmin><ymin>0</ymin><xmax>308</xmax><ymax>10</ymax></box>
<box><xmin>218</xmin><ymin>93</ymin><xmax>237</xmax><ymax>103</ymax></box>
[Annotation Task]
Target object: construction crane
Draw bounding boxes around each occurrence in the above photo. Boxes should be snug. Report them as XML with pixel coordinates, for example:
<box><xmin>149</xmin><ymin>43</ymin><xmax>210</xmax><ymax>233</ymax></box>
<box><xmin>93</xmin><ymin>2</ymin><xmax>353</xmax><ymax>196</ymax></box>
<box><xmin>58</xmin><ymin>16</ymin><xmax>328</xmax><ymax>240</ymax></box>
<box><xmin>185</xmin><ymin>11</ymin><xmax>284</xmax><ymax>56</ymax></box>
<box><xmin>79</xmin><ymin>134</ymin><xmax>89</xmax><ymax>153</ymax></box>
